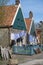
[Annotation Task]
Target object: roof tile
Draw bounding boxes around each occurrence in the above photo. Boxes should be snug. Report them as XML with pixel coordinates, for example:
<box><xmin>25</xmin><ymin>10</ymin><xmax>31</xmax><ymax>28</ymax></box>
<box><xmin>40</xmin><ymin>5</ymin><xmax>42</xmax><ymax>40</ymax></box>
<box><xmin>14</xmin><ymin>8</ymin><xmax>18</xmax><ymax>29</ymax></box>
<box><xmin>25</xmin><ymin>18</ymin><xmax>32</xmax><ymax>32</ymax></box>
<box><xmin>0</xmin><ymin>5</ymin><xmax>18</xmax><ymax>27</ymax></box>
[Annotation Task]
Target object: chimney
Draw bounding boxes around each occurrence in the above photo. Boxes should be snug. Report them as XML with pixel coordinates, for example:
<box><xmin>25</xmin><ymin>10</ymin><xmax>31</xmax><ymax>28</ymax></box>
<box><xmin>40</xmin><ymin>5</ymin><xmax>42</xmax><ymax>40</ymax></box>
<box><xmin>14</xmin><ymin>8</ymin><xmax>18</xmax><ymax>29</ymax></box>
<box><xmin>15</xmin><ymin>0</ymin><xmax>20</xmax><ymax>5</ymax></box>
<box><xmin>29</xmin><ymin>11</ymin><xmax>33</xmax><ymax>19</ymax></box>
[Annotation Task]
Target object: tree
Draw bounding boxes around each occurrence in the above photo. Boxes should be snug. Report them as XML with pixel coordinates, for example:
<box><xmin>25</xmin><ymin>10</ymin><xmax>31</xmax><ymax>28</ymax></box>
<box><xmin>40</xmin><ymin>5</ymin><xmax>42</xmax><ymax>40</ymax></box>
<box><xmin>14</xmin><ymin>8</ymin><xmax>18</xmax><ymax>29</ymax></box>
<box><xmin>40</xmin><ymin>21</ymin><xmax>43</xmax><ymax>44</ymax></box>
<box><xmin>37</xmin><ymin>21</ymin><xmax>43</xmax><ymax>44</ymax></box>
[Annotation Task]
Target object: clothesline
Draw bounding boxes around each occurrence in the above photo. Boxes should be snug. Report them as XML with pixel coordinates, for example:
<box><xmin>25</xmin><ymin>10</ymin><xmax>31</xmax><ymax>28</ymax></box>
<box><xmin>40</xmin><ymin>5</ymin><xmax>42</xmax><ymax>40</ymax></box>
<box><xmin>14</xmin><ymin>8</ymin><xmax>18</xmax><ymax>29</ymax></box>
<box><xmin>11</xmin><ymin>31</ymin><xmax>26</xmax><ymax>40</ymax></box>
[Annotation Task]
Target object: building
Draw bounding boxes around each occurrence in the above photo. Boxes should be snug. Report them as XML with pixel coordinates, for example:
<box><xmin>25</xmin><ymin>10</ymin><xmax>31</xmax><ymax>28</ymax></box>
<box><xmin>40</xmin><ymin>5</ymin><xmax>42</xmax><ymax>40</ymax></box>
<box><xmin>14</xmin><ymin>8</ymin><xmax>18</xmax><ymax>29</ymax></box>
<box><xmin>25</xmin><ymin>11</ymin><xmax>36</xmax><ymax>45</ymax></box>
<box><xmin>0</xmin><ymin>2</ymin><xmax>27</xmax><ymax>47</ymax></box>
<box><xmin>0</xmin><ymin>0</ymin><xmax>36</xmax><ymax>47</ymax></box>
<box><xmin>36</xmin><ymin>29</ymin><xmax>41</xmax><ymax>44</ymax></box>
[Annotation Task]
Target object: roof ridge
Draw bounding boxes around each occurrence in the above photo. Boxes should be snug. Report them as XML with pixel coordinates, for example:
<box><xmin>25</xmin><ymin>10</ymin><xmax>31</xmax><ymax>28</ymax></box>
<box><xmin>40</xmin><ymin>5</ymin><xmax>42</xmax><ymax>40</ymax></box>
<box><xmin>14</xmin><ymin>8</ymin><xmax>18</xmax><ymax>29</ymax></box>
<box><xmin>0</xmin><ymin>5</ymin><xmax>18</xmax><ymax>7</ymax></box>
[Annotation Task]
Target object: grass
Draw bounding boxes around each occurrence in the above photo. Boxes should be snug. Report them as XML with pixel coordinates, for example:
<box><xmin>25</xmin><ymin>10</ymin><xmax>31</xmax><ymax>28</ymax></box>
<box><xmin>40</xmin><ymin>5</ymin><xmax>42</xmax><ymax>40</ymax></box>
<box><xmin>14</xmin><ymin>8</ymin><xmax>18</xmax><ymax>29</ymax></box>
<box><xmin>0</xmin><ymin>60</ymin><xmax>5</xmax><ymax>65</ymax></box>
<box><xmin>0</xmin><ymin>59</ymin><xmax>8</xmax><ymax>65</ymax></box>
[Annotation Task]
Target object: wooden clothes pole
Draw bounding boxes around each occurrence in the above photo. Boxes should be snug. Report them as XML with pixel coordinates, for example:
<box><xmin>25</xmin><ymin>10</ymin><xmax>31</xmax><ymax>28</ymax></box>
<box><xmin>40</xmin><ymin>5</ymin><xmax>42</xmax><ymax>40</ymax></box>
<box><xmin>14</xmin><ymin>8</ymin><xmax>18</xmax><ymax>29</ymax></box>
<box><xmin>8</xmin><ymin>28</ymin><xmax>10</xmax><ymax>46</ymax></box>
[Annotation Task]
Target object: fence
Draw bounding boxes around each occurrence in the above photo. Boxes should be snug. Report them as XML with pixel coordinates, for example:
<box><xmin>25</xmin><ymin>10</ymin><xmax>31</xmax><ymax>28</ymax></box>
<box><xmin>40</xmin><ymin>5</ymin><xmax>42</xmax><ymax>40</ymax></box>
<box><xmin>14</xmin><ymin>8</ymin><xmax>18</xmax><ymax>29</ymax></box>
<box><xmin>12</xmin><ymin>45</ymin><xmax>40</xmax><ymax>55</ymax></box>
<box><xmin>39</xmin><ymin>44</ymin><xmax>43</xmax><ymax>51</ymax></box>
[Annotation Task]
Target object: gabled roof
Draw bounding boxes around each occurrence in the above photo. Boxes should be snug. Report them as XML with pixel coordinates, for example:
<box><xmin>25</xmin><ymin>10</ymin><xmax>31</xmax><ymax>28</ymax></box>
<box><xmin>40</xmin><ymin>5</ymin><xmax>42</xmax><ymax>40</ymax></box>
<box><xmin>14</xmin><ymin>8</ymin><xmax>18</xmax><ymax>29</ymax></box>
<box><xmin>25</xmin><ymin>18</ymin><xmax>32</xmax><ymax>32</ymax></box>
<box><xmin>0</xmin><ymin>4</ymin><xmax>20</xmax><ymax>27</ymax></box>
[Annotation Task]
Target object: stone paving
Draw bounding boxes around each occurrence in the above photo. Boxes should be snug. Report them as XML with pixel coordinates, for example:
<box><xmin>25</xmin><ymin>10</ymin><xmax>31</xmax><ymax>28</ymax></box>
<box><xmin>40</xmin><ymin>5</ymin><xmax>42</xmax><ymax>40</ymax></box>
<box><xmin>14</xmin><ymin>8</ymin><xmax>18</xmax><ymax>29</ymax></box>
<box><xmin>19</xmin><ymin>59</ymin><xmax>43</xmax><ymax>65</ymax></box>
<box><xmin>12</xmin><ymin>52</ymin><xmax>43</xmax><ymax>63</ymax></box>
<box><xmin>0</xmin><ymin>52</ymin><xmax>43</xmax><ymax>65</ymax></box>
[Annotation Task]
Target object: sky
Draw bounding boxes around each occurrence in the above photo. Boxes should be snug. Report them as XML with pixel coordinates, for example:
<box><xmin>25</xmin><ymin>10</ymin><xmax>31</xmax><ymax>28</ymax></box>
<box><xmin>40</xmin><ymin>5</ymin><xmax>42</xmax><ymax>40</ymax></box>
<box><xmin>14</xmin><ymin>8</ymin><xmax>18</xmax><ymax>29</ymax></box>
<box><xmin>8</xmin><ymin>0</ymin><xmax>43</xmax><ymax>23</ymax></box>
